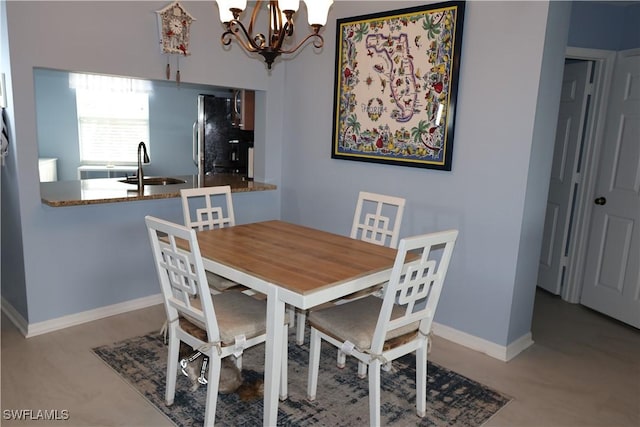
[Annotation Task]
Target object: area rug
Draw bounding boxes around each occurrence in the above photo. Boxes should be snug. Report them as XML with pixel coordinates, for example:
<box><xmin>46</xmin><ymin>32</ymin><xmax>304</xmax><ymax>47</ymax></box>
<box><xmin>93</xmin><ymin>330</ymin><xmax>511</xmax><ymax>426</ymax></box>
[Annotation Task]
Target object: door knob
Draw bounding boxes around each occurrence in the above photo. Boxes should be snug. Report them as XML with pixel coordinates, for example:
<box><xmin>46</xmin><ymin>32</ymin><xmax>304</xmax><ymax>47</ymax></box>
<box><xmin>594</xmin><ymin>197</ymin><xmax>607</xmax><ymax>205</ymax></box>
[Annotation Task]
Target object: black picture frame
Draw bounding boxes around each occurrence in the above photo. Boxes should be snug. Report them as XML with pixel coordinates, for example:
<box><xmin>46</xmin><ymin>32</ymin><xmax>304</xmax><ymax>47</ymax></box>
<box><xmin>331</xmin><ymin>1</ymin><xmax>465</xmax><ymax>171</ymax></box>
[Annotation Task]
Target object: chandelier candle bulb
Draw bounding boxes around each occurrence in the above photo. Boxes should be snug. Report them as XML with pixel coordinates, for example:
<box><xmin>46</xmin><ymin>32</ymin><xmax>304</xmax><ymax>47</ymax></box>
<box><xmin>278</xmin><ymin>0</ymin><xmax>299</xmax><ymax>12</ymax></box>
<box><xmin>227</xmin><ymin>0</ymin><xmax>247</xmax><ymax>12</ymax></box>
<box><xmin>306</xmin><ymin>0</ymin><xmax>333</xmax><ymax>26</ymax></box>
<box><xmin>216</xmin><ymin>0</ymin><xmax>236</xmax><ymax>22</ymax></box>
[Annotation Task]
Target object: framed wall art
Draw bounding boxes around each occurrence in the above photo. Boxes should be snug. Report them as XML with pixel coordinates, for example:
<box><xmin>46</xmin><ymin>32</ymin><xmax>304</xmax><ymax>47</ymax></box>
<box><xmin>331</xmin><ymin>1</ymin><xmax>465</xmax><ymax>170</ymax></box>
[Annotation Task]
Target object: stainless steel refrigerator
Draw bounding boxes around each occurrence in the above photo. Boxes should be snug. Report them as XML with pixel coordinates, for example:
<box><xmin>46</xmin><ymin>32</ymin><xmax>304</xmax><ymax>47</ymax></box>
<box><xmin>194</xmin><ymin>94</ymin><xmax>253</xmax><ymax>176</ymax></box>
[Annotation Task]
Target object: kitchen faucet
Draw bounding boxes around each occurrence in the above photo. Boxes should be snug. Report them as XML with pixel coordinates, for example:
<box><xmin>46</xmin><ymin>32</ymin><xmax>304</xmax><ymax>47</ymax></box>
<box><xmin>137</xmin><ymin>141</ymin><xmax>150</xmax><ymax>193</ymax></box>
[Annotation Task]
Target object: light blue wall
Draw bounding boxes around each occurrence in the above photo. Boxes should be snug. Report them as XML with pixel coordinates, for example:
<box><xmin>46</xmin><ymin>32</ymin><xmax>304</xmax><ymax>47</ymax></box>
<box><xmin>146</xmin><ymin>79</ymin><xmax>223</xmax><ymax>177</ymax></box>
<box><xmin>2</xmin><ymin>0</ymin><xmax>283</xmax><ymax>324</ymax></box>
<box><xmin>34</xmin><ymin>69</ymin><xmax>80</xmax><ymax>181</ymax></box>
<box><xmin>1</xmin><ymin>0</ymin><xmax>28</xmax><ymax>321</ymax></box>
<box><xmin>281</xmin><ymin>0</ymin><xmax>566</xmax><ymax>346</ymax></box>
<box><xmin>34</xmin><ymin>68</ymin><xmax>234</xmax><ymax>181</ymax></box>
<box><xmin>509</xmin><ymin>0</ymin><xmax>572</xmax><ymax>343</ymax></box>
<box><xmin>2</xmin><ymin>1</ymin><xmax>572</xmax><ymax>351</ymax></box>
<box><xmin>569</xmin><ymin>1</ymin><xmax>640</xmax><ymax>50</ymax></box>
<box><xmin>620</xmin><ymin>3</ymin><xmax>640</xmax><ymax>49</ymax></box>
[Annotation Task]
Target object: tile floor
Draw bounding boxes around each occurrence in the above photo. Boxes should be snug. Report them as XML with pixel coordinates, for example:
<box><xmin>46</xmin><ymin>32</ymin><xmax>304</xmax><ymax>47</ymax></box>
<box><xmin>1</xmin><ymin>289</ymin><xmax>638</xmax><ymax>426</ymax></box>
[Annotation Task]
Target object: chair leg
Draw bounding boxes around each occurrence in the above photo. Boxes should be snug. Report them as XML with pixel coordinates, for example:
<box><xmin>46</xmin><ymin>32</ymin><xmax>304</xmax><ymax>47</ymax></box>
<box><xmin>204</xmin><ymin>356</ymin><xmax>221</xmax><ymax>427</ymax></box>
<box><xmin>234</xmin><ymin>354</ymin><xmax>243</xmax><ymax>371</ymax></box>
<box><xmin>165</xmin><ymin>333</ymin><xmax>180</xmax><ymax>406</ymax></box>
<box><xmin>296</xmin><ymin>310</ymin><xmax>307</xmax><ymax>345</ymax></box>
<box><xmin>279</xmin><ymin>323</ymin><xmax>288</xmax><ymax>401</ymax></box>
<box><xmin>306</xmin><ymin>328</ymin><xmax>321</xmax><ymax>401</ymax></box>
<box><xmin>337</xmin><ymin>349</ymin><xmax>346</xmax><ymax>369</ymax></box>
<box><xmin>416</xmin><ymin>341</ymin><xmax>428</xmax><ymax>418</ymax></box>
<box><xmin>358</xmin><ymin>361</ymin><xmax>367</xmax><ymax>378</ymax></box>
<box><xmin>368</xmin><ymin>359</ymin><xmax>382</xmax><ymax>427</ymax></box>
<box><xmin>287</xmin><ymin>306</ymin><xmax>296</xmax><ymax>328</ymax></box>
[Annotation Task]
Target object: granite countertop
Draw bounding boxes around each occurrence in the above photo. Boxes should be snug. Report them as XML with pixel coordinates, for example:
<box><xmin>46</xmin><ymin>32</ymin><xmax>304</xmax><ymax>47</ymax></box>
<box><xmin>40</xmin><ymin>174</ymin><xmax>277</xmax><ymax>207</ymax></box>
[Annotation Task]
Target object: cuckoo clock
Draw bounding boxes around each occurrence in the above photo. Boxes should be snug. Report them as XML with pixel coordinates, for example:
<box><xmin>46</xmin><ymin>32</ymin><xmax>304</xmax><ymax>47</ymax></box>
<box><xmin>156</xmin><ymin>1</ymin><xmax>195</xmax><ymax>83</ymax></box>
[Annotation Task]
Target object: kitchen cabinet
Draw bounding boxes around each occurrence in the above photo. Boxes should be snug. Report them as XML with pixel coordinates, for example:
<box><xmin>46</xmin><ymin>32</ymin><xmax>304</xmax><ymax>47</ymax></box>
<box><xmin>232</xmin><ymin>89</ymin><xmax>255</xmax><ymax>131</ymax></box>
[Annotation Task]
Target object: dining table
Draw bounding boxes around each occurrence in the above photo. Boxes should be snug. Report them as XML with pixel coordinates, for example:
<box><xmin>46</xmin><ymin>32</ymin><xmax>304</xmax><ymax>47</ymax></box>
<box><xmin>190</xmin><ymin>220</ymin><xmax>399</xmax><ymax>426</ymax></box>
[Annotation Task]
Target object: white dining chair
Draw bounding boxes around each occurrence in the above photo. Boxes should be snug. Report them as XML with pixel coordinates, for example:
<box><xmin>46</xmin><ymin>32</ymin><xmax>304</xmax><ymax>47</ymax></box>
<box><xmin>295</xmin><ymin>191</ymin><xmax>406</xmax><ymax>345</ymax></box>
<box><xmin>350</xmin><ymin>191</ymin><xmax>406</xmax><ymax>249</ymax></box>
<box><xmin>180</xmin><ymin>186</ymin><xmax>241</xmax><ymax>293</ymax></box>
<box><xmin>181</xmin><ymin>185</ymin><xmax>235</xmax><ymax>231</ymax></box>
<box><xmin>306</xmin><ymin>229</ymin><xmax>458</xmax><ymax>427</ymax></box>
<box><xmin>145</xmin><ymin>215</ymin><xmax>288</xmax><ymax>426</ymax></box>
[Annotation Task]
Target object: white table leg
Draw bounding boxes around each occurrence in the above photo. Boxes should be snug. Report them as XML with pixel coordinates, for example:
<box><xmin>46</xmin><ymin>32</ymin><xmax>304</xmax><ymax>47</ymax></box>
<box><xmin>263</xmin><ymin>286</ymin><xmax>285</xmax><ymax>427</ymax></box>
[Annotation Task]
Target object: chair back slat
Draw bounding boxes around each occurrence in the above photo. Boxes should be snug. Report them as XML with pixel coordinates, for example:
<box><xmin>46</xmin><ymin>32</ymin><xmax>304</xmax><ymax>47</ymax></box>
<box><xmin>371</xmin><ymin>229</ymin><xmax>458</xmax><ymax>352</ymax></box>
<box><xmin>351</xmin><ymin>191</ymin><xmax>405</xmax><ymax>249</ymax></box>
<box><xmin>181</xmin><ymin>185</ymin><xmax>236</xmax><ymax>231</ymax></box>
<box><xmin>146</xmin><ymin>215</ymin><xmax>221</xmax><ymax>342</ymax></box>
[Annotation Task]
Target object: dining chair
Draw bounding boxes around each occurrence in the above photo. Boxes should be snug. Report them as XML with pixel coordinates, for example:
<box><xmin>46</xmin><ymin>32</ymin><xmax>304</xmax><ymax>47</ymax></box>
<box><xmin>180</xmin><ymin>186</ymin><xmax>240</xmax><ymax>293</ymax></box>
<box><xmin>350</xmin><ymin>191</ymin><xmax>406</xmax><ymax>248</ymax></box>
<box><xmin>306</xmin><ymin>229</ymin><xmax>458</xmax><ymax>427</ymax></box>
<box><xmin>295</xmin><ymin>191</ymin><xmax>406</xmax><ymax>345</ymax></box>
<box><xmin>145</xmin><ymin>215</ymin><xmax>288</xmax><ymax>426</ymax></box>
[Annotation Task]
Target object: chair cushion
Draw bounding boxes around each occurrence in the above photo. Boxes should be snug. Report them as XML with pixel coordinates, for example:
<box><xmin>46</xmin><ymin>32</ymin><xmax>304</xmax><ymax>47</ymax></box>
<box><xmin>182</xmin><ymin>291</ymin><xmax>269</xmax><ymax>345</ymax></box>
<box><xmin>307</xmin><ymin>296</ymin><xmax>419</xmax><ymax>351</ymax></box>
<box><xmin>206</xmin><ymin>271</ymin><xmax>241</xmax><ymax>291</ymax></box>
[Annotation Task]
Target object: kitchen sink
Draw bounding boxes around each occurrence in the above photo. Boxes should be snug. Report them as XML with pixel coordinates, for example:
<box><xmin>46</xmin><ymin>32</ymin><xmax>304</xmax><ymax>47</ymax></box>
<box><xmin>119</xmin><ymin>177</ymin><xmax>186</xmax><ymax>186</ymax></box>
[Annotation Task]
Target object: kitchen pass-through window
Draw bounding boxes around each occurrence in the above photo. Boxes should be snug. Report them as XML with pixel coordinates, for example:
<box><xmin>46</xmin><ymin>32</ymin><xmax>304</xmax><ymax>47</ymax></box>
<box><xmin>70</xmin><ymin>73</ymin><xmax>151</xmax><ymax>165</ymax></box>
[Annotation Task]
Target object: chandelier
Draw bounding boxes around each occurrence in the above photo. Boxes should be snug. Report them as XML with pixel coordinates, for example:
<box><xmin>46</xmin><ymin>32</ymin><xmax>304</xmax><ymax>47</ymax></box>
<box><xmin>215</xmin><ymin>0</ymin><xmax>334</xmax><ymax>69</ymax></box>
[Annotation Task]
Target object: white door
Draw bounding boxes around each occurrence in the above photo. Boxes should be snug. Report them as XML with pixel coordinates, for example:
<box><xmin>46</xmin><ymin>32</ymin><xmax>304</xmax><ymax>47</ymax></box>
<box><xmin>580</xmin><ymin>50</ymin><xmax>640</xmax><ymax>329</ymax></box>
<box><xmin>538</xmin><ymin>61</ymin><xmax>592</xmax><ymax>294</ymax></box>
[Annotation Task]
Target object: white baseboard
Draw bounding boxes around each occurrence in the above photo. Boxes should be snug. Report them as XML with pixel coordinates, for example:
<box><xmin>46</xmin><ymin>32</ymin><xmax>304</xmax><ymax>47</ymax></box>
<box><xmin>433</xmin><ymin>321</ymin><xmax>534</xmax><ymax>362</ymax></box>
<box><xmin>3</xmin><ymin>295</ymin><xmax>534</xmax><ymax>361</ymax></box>
<box><xmin>504</xmin><ymin>331</ymin><xmax>535</xmax><ymax>361</ymax></box>
<box><xmin>1</xmin><ymin>296</ymin><xmax>29</xmax><ymax>336</ymax></box>
<box><xmin>1</xmin><ymin>294</ymin><xmax>163</xmax><ymax>338</ymax></box>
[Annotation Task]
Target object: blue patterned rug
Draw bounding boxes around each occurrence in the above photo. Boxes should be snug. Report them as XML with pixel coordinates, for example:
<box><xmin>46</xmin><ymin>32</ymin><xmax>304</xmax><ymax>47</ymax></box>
<box><xmin>93</xmin><ymin>330</ymin><xmax>511</xmax><ymax>426</ymax></box>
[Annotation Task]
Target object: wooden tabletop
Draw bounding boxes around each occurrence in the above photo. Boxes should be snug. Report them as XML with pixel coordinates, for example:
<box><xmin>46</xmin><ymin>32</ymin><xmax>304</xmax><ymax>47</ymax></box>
<box><xmin>195</xmin><ymin>220</ymin><xmax>398</xmax><ymax>295</ymax></box>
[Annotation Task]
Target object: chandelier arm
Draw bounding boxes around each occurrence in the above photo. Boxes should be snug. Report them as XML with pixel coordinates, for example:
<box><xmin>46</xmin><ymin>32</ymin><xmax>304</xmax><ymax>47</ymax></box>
<box><xmin>221</xmin><ymin>20</ymin><xmax>262</xmax><ymax>53</ymax></box>
<box><xmin>277</xmin><ymin>32</ymin><xmax>325</xmax><ymax>55</ymax></box>
<box><xmin>269</xmin><ymin>2</ymin><xmax>279</xmax><ymax>46</ymax></box>
<box><xmin>270</xmin><ymin>21</ymin><xmax>294</xmax><ymax>53</ymax></box>
<box><xmin>247</xmin><ymin>0</ymin><xmax>264</xmax><ymax>36</ymax></box>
